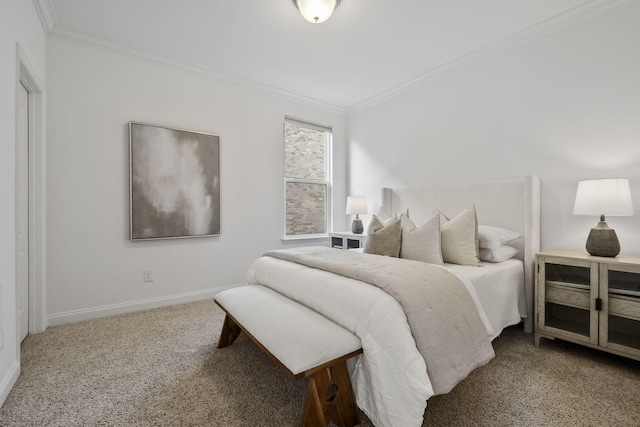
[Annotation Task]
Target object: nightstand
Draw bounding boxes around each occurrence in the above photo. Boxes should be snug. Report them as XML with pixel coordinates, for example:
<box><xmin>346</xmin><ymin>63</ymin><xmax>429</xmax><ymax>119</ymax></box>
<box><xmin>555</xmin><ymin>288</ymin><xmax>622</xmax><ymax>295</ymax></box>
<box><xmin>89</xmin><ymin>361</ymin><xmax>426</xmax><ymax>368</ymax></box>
<box><xmin>329</xmin><ymin>232</ymin><xmax>367</xmax><ymax>250</ymax></box>
<box><xmin>535</xmin><ymin>250</ymin><xmax>640</xmax><ymax>361</ymax></box>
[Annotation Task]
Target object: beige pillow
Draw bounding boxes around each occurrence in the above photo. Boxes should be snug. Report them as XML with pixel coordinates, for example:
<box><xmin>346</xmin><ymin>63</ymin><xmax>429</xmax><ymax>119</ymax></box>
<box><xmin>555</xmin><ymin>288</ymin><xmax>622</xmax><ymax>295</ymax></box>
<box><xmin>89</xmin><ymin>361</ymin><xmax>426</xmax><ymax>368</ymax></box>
<box><xmin>400</xmin><ymin>212</ymin><xmax>443</xmax><ymax>264</ymax></box>
<box><xmin>363</xmin><ymin>215</ymin><xmax>402</xmax><ymax>257</ymax></box>
<box><xmin>439</xmin><ymin>205</ymin><xmax>481</xmax><ymax>266</ymax></box>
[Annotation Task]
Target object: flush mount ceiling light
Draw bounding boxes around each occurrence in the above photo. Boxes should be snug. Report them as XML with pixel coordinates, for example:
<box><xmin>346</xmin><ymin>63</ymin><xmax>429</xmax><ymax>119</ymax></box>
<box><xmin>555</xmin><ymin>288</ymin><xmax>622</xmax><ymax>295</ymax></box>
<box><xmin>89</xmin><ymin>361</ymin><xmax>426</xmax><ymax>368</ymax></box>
<box><xmin>293</xmin><ymin>0</ymin><xmax>341</xmax><ymax>23</ymax></box>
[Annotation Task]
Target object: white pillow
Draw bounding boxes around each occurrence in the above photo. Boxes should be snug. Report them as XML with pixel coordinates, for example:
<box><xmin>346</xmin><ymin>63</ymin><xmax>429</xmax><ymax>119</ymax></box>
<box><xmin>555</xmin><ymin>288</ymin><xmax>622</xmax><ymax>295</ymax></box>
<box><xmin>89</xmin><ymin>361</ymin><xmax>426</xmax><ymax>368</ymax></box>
<box><xmin>400</xmin><ymin>211</ymin><xmax>443</xmax><ymax>265</ymax></box>
<box><xmin>477</xmin><ymin>225</ymin><xmax>521</xmax><ymax>249</ymax></box>
<box><xmin>377</xmin><ymin>207</ymin><xmax>408</xmax><ymax>226</ymax></box>
<box><xmin>376</xmin><ymin>206</ymin><xmax>391</xmax><ymax>222</ymax></box>
<box><xmin>479</xmin><ymin>245</ymin><xmax>520</xmax><ymax>263</ymax></box>
<box><xmin>438</xmin><ymin>205</ymin><xmax>481</xmax><ymax>267</ymax></box>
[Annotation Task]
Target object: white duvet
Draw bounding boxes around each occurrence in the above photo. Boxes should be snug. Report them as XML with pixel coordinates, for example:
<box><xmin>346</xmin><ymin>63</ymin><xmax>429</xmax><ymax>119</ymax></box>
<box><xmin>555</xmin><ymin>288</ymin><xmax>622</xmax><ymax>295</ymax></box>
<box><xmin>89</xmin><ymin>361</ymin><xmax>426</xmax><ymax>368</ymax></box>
<box><xmin>245</xmin><ymin>256</ymin><xmax>494</xmax><ymax>427</ymax></box>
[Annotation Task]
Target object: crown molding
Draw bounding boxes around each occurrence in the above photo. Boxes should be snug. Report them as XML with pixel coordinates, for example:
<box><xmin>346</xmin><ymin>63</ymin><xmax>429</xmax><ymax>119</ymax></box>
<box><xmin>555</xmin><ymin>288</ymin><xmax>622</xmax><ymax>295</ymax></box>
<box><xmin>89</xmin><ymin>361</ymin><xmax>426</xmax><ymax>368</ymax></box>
<box><xmin>347</xmin><ymin>0</ymin><xmax>631</xmax><ymax>115</ymax></box>
<box><xmin>37</xmin><ymin>0</ymin><xmax>628</xmax><ymax>116</ymax></box>
<box><xmin>47</xmin><ymin>26</ymin><xmax>348</xmax><ymax>116</ymax></box>
<box><xmin>33</xmin><ymin>0</ymin><xmax>58</xmax><ymax>32</ymax></box>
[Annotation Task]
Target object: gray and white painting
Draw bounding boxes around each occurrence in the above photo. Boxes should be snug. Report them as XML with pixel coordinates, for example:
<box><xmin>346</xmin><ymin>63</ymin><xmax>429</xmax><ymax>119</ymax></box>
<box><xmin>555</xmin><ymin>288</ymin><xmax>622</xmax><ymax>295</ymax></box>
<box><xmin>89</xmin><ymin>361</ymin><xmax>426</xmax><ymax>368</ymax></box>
<box><xmin>129</xmin><ymin>122</ymin><xmax>220</xmax><ymax>240</ymax></box>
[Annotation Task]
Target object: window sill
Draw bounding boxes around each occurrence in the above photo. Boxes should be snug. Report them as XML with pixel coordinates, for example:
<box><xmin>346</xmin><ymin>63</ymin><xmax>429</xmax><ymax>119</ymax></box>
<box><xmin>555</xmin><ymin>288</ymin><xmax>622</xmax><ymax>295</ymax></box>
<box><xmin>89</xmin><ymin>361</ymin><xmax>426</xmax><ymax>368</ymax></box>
<box><xmin>282</xmin><ymin>234</ymin><xmax>329</xmax><ymax>242</ymax></box>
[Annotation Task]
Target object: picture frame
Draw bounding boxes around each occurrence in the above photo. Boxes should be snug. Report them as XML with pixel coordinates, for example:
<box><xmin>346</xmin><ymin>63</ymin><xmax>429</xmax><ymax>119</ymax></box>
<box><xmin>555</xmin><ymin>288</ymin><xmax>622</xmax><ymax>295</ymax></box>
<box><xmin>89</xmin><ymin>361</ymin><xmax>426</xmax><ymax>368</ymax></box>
<box><xmin>129</xmin><ymin>122</ymin><xmax>220</xmax><ymax>240</ymax></box>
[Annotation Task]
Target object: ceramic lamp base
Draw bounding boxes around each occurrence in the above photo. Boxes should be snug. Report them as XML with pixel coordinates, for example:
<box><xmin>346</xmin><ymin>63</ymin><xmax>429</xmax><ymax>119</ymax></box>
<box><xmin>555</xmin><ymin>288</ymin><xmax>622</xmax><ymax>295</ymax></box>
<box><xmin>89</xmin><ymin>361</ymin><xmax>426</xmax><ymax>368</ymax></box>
<box><xmin>351</xmin><ymin>216</ymin><xmax>363</xmax><ymax>234</ymax></box>
<box><xmin>585</xmin><ymin>220</ymin><xmax>620</xmax><ymax>257</ymax></box>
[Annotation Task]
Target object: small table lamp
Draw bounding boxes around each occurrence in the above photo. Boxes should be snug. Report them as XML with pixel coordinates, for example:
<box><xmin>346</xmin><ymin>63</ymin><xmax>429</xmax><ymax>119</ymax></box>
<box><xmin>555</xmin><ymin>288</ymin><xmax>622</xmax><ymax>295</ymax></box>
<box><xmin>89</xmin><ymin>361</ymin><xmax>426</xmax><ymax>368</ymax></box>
<box><xmin>573</xmin><ymin>179</ymin><xmax>634</xmax><ymax>257</ymax></box>
<box><xmin>346</xmin><ymin>196</ymin><xmax>367</xmax><ymax>234</ymax></box>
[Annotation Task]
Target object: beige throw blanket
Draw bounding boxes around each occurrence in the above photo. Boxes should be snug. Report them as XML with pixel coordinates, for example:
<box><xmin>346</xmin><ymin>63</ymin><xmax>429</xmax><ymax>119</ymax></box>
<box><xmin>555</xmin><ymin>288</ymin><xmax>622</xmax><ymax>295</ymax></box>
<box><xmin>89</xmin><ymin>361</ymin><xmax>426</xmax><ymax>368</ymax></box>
<box><xmin>264</xmin><ymin>246</ymin><xmax>495</xmax><ymax>394</ymax></box>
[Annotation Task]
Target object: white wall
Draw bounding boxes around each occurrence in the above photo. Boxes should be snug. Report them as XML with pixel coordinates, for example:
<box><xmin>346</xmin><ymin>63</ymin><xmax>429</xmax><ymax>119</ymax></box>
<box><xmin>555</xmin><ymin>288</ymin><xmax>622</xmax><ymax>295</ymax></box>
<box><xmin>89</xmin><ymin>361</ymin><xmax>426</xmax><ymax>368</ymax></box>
<box><xmin>0</xmin><ymin>0</ymin><xmax>47</xmax><ymax>405</ymax></box>
<box><xmin>347</xmin><ymin>1</ymin><xmax>640</xmax><ymax>255</ymax></box>
<box><xmin>46</xmin><ymin>37</ymin><xmax>347</xmax><ymax>323</ymax></box>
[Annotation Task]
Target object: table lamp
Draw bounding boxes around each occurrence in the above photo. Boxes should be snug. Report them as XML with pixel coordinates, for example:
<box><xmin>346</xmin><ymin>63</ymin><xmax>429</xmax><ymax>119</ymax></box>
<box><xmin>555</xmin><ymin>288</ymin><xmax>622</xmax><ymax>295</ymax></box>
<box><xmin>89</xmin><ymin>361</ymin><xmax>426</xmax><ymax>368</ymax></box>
<box><xmin>346</xmin><ymin>196</ymin><xmax>367</xmax><ymax>234</ymax></box>
<box><xmin>573</xmin><ymin>179</ymin><xmax>634</xmax><ymax>257</ymax></box>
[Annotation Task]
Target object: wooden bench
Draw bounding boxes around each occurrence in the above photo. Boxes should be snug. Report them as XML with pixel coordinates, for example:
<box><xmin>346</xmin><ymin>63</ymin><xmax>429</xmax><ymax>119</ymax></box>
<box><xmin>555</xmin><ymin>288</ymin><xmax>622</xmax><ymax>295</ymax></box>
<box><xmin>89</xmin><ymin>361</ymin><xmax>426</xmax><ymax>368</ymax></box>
<box><xmin>214</xmin><ymin>285</ymin><xmax>363</xmax><ymax>427</ymax></box>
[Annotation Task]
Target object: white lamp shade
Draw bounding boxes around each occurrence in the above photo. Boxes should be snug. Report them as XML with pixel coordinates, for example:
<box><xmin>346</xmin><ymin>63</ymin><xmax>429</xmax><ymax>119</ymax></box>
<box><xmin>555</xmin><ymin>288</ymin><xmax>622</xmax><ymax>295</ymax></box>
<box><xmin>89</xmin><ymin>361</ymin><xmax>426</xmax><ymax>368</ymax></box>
<box><xmin>573</xmin><ymin>179</ymin><xmax>634</xmax><ymax>216</ymax></box>
<box><xmin>346</xmin><ymin>196</ymin><xmax>367</xmax><ymax>215</ymax></box>
<box><xmin>294</xmin><ymin>0</ymin><xmax>339</xmax><ymax>23</ymax></box>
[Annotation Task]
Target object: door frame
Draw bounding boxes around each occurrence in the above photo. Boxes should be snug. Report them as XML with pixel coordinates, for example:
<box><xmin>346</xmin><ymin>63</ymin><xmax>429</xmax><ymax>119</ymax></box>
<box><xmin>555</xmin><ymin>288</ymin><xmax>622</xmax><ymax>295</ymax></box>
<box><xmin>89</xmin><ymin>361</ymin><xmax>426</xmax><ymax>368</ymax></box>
<box><xmin>16</xmin><ymin>79</ymin><xmax>29</xmax><ymax>342</ymax></box>
<box><xmin>15</xmin><ymin>44</ymin><xmax>47</xmax><ymax>344</ymax></box>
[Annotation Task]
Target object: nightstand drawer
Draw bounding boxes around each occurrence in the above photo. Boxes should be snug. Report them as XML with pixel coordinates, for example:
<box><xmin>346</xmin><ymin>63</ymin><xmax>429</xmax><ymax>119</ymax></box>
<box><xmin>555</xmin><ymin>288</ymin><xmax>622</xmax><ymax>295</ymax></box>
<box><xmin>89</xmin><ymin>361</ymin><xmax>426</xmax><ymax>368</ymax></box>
<box><xmin>546</xmin><ymin>284</ymin><xmax>590</xmax><ymax>310</ymax></box>
<box><xmin>609</xmin><ymin>296</ymin><xmax>640</xmax><ymax>322</ymax></box>
<box><xmin>331</xmin><ymin>236</ymin><xmax>345</xmax><ymax>248</ymax></box>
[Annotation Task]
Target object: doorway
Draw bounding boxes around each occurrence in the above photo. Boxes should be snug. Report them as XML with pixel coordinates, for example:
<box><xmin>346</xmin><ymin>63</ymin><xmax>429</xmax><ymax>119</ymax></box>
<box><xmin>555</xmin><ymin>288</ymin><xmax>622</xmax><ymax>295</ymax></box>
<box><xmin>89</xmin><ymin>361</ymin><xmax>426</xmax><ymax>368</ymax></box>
<box><xmin>16</xmin><ymin>46</ymin><xmax>47</xmax><ymax>342</ymax></box>
<box><xmin>16</xmin><ymin>81</ymin><xmax>29</xmax><ymax>341</ymax></box>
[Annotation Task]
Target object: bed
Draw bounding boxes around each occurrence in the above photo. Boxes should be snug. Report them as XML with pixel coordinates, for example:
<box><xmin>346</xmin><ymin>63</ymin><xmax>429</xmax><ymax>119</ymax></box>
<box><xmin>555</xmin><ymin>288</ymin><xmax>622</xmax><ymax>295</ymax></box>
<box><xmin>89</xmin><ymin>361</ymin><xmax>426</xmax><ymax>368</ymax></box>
<box><xmin>380</xmin><ymin>175</ymin><xmax>540</xmax><ymax>334</ymax></box>
<box><xmin>243</xmin><ymin>176</ymin><xmax>540</xmax><ymax>427</ymax></box>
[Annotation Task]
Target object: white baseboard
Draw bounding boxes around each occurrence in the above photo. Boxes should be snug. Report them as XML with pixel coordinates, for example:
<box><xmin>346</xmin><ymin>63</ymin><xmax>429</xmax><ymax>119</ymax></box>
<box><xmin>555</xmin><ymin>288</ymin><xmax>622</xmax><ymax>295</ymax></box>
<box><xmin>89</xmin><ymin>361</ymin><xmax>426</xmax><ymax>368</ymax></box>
<box><xmin>0</xmin><ymin>361</ymin><xmax>20</xmax><ymax>407</ymax></box>
<box><xmin>47</xmin><ymin>285</ymin><xmax>239</xmax><ymax>327</ymax></box>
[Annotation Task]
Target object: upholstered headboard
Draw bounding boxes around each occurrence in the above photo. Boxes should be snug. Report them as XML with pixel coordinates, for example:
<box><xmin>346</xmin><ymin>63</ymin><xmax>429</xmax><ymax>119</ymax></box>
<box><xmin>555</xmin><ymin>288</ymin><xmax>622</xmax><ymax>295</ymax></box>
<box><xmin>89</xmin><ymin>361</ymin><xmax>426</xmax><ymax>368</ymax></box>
<box><xmin>381</xmin><ymin>176</ymin><xmax>540</xmax><ymax>333</ymax></box>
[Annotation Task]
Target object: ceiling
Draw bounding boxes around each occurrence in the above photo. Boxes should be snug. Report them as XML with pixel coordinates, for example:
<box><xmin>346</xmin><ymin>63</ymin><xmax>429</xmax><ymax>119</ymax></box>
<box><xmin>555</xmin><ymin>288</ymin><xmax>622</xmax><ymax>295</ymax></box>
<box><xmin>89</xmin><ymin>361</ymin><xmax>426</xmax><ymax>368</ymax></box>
<box><xmin>40</xmin><ymin>0</ymin><xmax>601</xmax><ymax>112</ymax></box>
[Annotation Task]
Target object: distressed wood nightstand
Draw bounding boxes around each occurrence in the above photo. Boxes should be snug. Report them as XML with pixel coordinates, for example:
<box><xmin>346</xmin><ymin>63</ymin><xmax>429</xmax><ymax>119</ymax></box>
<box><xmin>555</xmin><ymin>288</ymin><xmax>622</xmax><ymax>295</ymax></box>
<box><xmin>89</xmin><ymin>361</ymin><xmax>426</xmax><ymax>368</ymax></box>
<box><xmin>535</xmin><ymin>250</ymin><xmax>640</xmax><ymax>361</ymax></box>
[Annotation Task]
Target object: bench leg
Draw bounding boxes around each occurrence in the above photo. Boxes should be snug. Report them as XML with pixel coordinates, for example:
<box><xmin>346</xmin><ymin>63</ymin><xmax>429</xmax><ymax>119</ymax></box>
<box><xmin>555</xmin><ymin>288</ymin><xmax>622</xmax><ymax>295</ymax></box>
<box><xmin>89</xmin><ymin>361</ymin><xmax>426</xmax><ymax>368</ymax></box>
<box><xmin>217</xmin><ymin>314</ymin><xmax>242</xmax><ymax>348</ymax></box>
<box><xmin>301</xmin><ymin>360</ymin><xmax>360</xmax><ymax>427</ymax></box>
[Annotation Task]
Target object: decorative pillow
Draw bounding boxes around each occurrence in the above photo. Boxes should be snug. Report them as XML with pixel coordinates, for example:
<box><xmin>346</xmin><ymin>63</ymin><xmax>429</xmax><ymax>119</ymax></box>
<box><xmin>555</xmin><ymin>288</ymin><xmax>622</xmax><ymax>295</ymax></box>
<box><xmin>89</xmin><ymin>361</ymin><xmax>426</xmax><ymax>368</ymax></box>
<box><xmin>480</xmin><ymin>245</ymin><xmax>520</xmax><ymax>263</ymax></box>
<box><xmin>376</xmin><ymin>207</ymin><xmax>391</xmax><ymax>222</ymax></box>
<box><xmin>377</xmin><ymin>207</ymin><xmax>408</xmax><ymax>226</ymax></box>
<box><xmin>438</xmin><ymin>205</ymin><xmax>482</xmax><ymax>266</ymax></box>
<box><xmin>400</xmin><ymin>212</ymin><xmax>443</xmax><ymax>265</ymax></box>
<box><xmin>363</xmin><ymin>215</ymin><xmax>402</xmax><ymax>257</ymax></box>
<box><xmin>478</xmin><ymin>225</ymin><xmax>521</xmax><ymax>249</ymax></box>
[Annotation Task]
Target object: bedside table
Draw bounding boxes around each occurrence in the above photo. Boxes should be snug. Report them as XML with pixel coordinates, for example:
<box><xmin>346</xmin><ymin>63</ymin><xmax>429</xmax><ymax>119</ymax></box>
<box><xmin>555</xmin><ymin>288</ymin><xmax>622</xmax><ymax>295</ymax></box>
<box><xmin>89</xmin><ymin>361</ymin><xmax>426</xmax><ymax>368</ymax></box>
<box><xmin>535</xmin><ymin>250</ymin><xmax>640</xmax><ymax>361</ymax></box>
<box><xmin>329</xmin><ymin>232</ymin><xmax>367</xmax><ymax>250</ymax></box>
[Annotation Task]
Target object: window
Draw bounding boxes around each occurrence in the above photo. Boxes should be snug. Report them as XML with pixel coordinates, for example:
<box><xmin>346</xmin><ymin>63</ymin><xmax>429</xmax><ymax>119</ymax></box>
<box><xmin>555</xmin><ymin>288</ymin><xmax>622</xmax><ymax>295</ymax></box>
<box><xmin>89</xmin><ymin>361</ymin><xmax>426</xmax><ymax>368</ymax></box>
<box><xmin>284</xmin><ymin>117</ymin><xmax>332</xmax><ymax>238</ymax></box>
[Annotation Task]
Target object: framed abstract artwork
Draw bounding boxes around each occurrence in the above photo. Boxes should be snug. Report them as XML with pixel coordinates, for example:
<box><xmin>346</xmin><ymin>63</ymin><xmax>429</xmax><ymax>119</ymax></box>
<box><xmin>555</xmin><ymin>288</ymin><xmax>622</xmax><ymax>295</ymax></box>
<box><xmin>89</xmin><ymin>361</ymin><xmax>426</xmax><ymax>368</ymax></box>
<box><xmin>129</xmin><ymin>122</ymin><xmax>220</xmax><ymax>240</ymax></box>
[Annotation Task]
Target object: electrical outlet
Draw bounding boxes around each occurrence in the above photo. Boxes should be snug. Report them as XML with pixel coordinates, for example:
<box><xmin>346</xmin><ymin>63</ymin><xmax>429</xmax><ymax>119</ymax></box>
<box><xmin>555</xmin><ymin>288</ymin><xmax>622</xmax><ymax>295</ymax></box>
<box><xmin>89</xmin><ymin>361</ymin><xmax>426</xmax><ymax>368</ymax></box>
<box><xmin>143</xmin><ymin>269</ymin><xmax>153</xmax><ymax>282</ymax></box>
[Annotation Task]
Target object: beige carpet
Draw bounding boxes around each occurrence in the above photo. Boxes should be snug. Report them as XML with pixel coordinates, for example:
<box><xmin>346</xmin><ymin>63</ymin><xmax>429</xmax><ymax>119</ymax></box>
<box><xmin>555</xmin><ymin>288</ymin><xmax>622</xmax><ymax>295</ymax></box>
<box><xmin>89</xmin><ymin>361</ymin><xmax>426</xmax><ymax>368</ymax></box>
<box><xmin>1</xmin><ymin>299</ymin><xmax>638</xmax><ymax>426</ymax></box>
